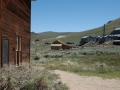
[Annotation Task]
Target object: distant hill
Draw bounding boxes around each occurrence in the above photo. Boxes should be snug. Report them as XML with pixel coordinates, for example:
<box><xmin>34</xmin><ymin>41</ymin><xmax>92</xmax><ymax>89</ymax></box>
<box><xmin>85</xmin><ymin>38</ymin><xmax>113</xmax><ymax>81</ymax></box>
<box><xmin>31</xmin><ymin>17</ymin><xmax>120</xmax><ymax>44</ymax></box>
<box><xmin>31</xmin><ymin>31</ymin><xmax>76</xmax><ymax>42</ymax></box>
<box><xmin>37</xmin><ymin>31</ymin><xmax>75</xmax><ymax>39</ymax></box>
<box><xmin>31</xmin><ymin>32</ymin><xmax>42</xmax><ymax>41</ymax></box>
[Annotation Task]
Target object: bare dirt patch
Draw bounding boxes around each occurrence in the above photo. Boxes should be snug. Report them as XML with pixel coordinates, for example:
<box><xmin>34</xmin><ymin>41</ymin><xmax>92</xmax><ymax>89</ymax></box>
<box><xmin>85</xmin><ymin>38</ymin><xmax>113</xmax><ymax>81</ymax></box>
<box><xmin>56</xmin><ymin>35</ymin><xmax>65</xmax><ymax>39</ymax></box>
<box><xmin>55</xmin><ymin>70</ymin><xmax>120</xmax><ymax>90</ymax></box>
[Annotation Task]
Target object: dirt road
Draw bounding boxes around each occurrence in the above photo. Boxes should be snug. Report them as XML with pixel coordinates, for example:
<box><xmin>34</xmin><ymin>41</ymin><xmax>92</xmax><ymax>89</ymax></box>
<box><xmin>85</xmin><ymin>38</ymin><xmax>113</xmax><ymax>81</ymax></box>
<box><xmin>54</xmin><ymin>70</ymin><xmax>120</xmax><ymax>90</ymax></box>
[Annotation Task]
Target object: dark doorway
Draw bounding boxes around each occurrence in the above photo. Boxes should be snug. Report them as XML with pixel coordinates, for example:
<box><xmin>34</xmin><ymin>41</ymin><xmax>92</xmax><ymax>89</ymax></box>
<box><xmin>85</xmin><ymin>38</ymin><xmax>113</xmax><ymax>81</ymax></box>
<box><xmin>2</xmin><ymin>38</ymin><xmax>9</xmax><ymax>66</ymax></box>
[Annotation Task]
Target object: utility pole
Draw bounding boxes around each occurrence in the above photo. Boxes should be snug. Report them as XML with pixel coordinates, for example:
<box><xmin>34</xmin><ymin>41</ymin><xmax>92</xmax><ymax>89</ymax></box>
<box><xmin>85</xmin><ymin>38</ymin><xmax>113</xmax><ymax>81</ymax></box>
<box><xmin>113</xmin><ymin>27</ymin><xmax>115</xmax><ymax>40</ymax></box>
<box><xmin>102</xmin><ymin>24</ymin><xmax>105</xmax><ymax>44</ymax></box>
<box><xmin>103</xmin><ymin>24</ymin><xmax>105</xmax><ymax>36</ymax></box>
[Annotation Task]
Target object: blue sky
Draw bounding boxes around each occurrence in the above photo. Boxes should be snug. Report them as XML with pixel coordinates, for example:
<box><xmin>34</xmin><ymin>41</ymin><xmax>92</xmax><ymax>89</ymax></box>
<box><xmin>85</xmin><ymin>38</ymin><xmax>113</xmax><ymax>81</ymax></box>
<box><xmin>31</xmin><ymin>0</ymin><xmax>120</xmax><ymax>33</ymax></box>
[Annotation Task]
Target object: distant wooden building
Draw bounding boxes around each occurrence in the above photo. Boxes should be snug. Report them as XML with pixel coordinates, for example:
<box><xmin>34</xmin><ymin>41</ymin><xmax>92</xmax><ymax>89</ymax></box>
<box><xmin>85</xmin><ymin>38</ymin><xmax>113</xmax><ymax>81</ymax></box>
<box><xmin>0</xmin><ymin>0</ymin><xmax>33</xmax><ymax>67</ymax></box>
<box><xmin>110</xmin><ymin>27</ymin><xmax>120</xmax><ymax>45</ymax></box>
<box><xmin>96</xmin><ymin>35</ymin><xmax>111</xmax><ymax>44</ymax></box>
<box><xmin>80</xmin><ymin>36</ymin><xmax>94</xmax><ymax>45</ymax></box>
<box><xmin>51</xmin><ymin>40</ymin><xmax>72</xmax><ymax>50</ymax></box>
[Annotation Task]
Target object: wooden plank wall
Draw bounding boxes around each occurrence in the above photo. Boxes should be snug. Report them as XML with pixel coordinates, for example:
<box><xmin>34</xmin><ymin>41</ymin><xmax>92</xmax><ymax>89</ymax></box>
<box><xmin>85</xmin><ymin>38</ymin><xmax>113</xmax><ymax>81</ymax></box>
<box><xmin>0</xmin><ymin>0</ymin><xmax>31</xmax><ymax>67</ymax></box>
<box><xmin>0</xmin><ymin>0</ymin><xmax>2</xmax><ymax>67</ymax></box>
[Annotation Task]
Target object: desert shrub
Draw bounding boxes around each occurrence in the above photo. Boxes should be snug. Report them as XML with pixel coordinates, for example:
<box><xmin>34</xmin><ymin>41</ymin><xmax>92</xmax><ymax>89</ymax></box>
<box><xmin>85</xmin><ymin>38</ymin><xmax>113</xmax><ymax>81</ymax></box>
<box><xmin>80</xmin><ymin>52</ymin><xmax>95</xmax><ymax>55</ymax></box>
<box><xmin>34</xmin><ymin>55</ymin><xmax>40</xmax><ymax>60</ymax></box>
<box><xmin>0</xmin><ymin>63</ymin><xmax>69</xmax><ymax>90</ymax></box>
<box><xmin>0</xmin><ymin>77</ymin><xmax>15</xmax><ymax>90</ymax></box>
<box><xmin>94</xmin><ymin>63</ymin><xmax>108</xmax><ymax>74</ymax></box>
<box><xmin>54</xmin><ymin>81</ymin><xmax>69</xmax><ymax>90</ymax></box>
<box><xmin>44</xmin><ymin>54</ymin><xmax>63</xmax><ymax>59</ymax></box>
<box><xmin>44</xmin><ymin>54</ymin><xmax>50</xmax><ymax>58</ymax></box>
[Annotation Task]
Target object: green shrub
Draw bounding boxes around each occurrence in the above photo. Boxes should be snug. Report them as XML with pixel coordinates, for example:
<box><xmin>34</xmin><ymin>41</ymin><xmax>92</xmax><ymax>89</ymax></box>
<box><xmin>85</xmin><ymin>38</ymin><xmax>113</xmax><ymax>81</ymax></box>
<box><xmin>34</xmin><ymin>55</ymin><xmax>40</xmax><ymax>60</ymax></box>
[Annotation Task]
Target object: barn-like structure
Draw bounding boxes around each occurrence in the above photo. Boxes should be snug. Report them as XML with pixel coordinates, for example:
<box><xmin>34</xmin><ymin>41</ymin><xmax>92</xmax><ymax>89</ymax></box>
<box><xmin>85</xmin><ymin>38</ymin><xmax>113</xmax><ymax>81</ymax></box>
<box><xmin>51</xmin><ymin>40</ymin><xmax>72</xmax><ymax>50</ymax></box>
<box><xmin>0</xmin><ymin>0</ymin><xmax>33</xmax><ymax>67</ymax></box>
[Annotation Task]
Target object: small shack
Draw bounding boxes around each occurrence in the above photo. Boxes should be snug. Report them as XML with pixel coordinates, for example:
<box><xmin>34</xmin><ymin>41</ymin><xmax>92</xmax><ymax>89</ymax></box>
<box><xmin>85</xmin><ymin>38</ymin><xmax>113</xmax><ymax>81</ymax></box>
<box><xmin>51</xmin><ymin>40</ymin><xmax>72</xmax><ymax>50</ymax></box>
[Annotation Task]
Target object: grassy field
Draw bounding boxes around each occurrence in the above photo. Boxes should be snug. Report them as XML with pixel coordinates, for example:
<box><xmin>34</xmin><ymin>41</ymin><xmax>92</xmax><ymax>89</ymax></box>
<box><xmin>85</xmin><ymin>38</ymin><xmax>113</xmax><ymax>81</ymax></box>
<box><xmin>31</xmin><ymin>44</ymin><xmax>120</xmax><ymax>79</ymax></box>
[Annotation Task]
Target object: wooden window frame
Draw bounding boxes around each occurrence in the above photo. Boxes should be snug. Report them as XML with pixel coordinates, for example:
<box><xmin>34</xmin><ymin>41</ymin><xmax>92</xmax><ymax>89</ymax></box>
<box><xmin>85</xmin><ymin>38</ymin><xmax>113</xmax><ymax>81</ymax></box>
<box><xmin>16</xmin><ymin>36</ymin><xmax>22</xmax><ymax>66</ymax></box>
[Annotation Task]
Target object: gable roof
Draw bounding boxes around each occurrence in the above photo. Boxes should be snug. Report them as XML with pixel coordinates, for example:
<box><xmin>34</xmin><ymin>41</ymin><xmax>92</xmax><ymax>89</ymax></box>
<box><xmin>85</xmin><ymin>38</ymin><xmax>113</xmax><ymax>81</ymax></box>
<box><xmin>52</xmin><ymin>40</ymin><xmax>64</xmax><ymax>44</ymax></box>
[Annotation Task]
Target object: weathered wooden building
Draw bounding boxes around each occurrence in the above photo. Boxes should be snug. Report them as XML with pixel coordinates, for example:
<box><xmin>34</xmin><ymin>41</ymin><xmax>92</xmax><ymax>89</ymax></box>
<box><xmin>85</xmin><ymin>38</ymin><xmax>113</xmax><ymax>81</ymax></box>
<box><xmin>110</xmin><ymin>27</ymin><xmax>120</xmax><ymax>45</ymax></box>
<box><xmin>0</xmin><ymin>0</ymin><xmax>32</xmax><ymax>67</ymax></box>
<box><xmin>51</xmin><ymin>40</ymin><xmax>72</xmax><ymax>50</ymax></box>
<box><xmin>80</xmin><ymin>36</ymin><xmax>95</xmax><ymax>45</ymax></box>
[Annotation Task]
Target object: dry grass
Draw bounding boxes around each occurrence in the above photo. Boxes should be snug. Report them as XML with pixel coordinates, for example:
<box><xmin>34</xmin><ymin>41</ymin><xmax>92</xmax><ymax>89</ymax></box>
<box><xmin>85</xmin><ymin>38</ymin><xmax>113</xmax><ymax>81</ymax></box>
<box><xmin>33</xmin><ymin>45</ymin><xmax>120</xmax><ymax>79</ymax></box>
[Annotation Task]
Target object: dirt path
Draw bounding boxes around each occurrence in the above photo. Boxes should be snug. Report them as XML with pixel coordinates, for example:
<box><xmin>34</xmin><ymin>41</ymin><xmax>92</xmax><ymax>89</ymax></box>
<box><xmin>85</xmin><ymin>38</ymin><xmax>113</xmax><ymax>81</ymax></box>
<box><xmin>54</xmin><ymin>70</ymin><xmax>120</xmax><ymax>90</ymax></box>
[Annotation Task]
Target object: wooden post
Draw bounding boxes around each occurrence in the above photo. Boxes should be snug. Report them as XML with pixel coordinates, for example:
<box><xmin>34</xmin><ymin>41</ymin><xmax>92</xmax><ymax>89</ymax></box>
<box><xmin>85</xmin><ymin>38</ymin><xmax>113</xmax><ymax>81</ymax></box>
<box><xmin>102</xmin><ymin>24</ymin><xmax>105</xmax><ymax>46</ymax></box>
<box><xmin>103</xmin><ymin>24</ymin><xmax>105</xmax><ymax>46</ymax></box>
<box><xmin>103</xmin><ymin>24</ymin><xmax>105</xmax><ymax>36</ymax></box>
